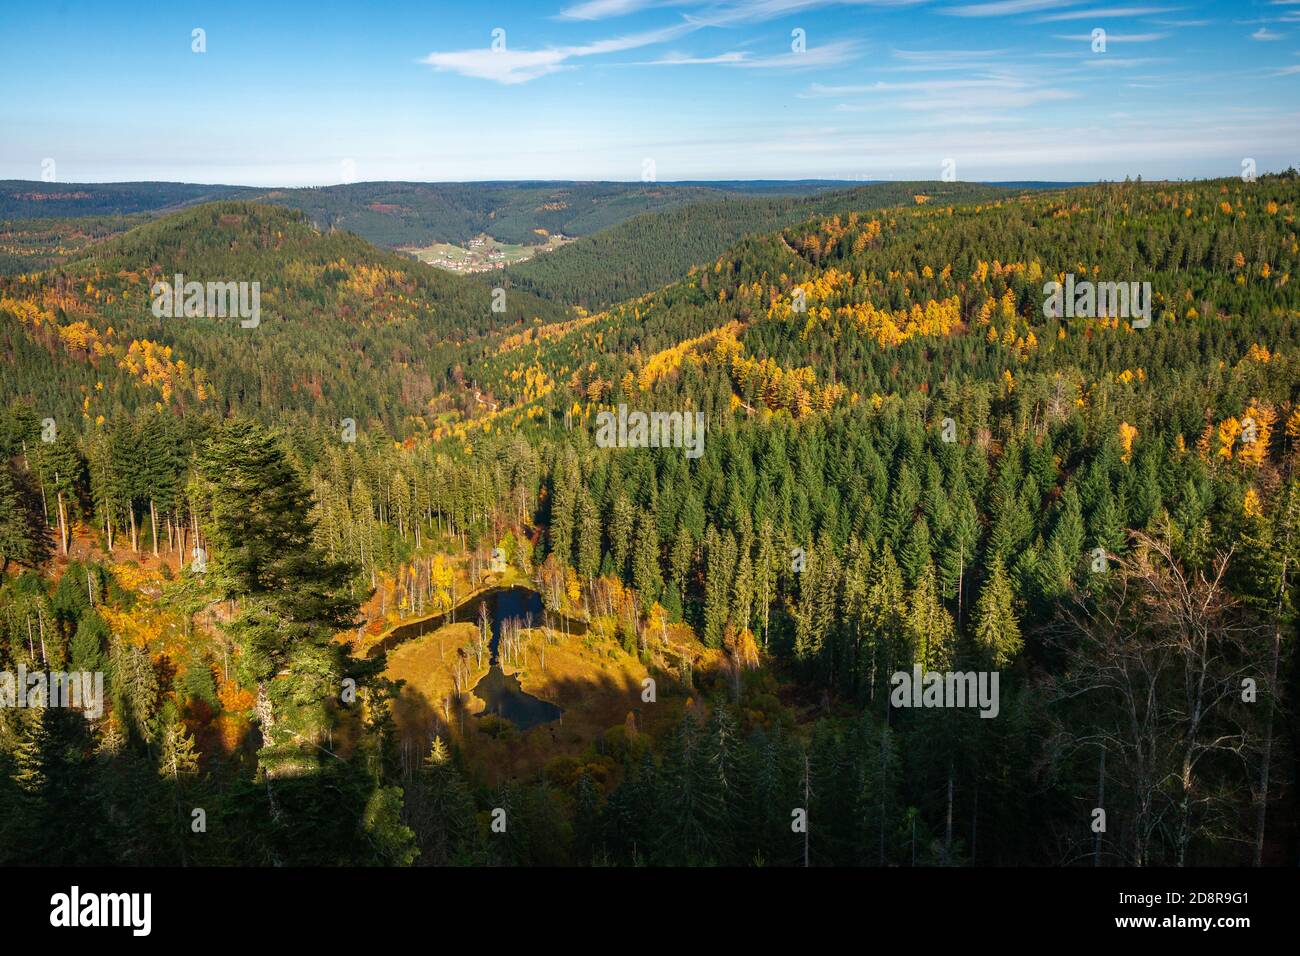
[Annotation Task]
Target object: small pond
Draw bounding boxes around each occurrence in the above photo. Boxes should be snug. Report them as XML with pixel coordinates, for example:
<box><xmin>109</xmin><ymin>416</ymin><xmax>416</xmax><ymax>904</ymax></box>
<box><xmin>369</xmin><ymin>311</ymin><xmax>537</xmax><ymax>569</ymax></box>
<box><xmin>371</xmin><ymin>585</ymin><xmax>581</xmax><ymax>730</ymax></box>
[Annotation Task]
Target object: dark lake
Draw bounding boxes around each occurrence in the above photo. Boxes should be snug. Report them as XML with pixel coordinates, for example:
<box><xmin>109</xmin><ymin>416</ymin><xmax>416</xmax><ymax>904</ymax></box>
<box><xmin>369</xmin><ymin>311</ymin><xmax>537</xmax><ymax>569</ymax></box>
<box><xmin>472</xmin><ymin>665</ymin><xmax>561</xmax><ymax>731</ymax></box>
<box><xmin>371</xmin><ymin>585</ymin><xmax>581</xmax><ymax>730</ymax></box>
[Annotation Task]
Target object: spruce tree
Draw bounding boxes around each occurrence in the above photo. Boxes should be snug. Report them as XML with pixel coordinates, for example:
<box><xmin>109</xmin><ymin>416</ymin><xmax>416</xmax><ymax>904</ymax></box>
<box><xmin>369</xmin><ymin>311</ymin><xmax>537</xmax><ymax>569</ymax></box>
<box><xmin>973</xmin><ymin>558</ymin><xmax>1023</xmax><ymax>667</ymax></box>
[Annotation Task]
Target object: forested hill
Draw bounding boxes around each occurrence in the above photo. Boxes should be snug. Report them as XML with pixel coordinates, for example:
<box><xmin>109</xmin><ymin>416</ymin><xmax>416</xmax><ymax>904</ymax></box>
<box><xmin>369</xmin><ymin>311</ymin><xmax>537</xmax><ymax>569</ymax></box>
<box><xmin>470</xmin><ymin>175</ymin><xmax>1300</xmax><ymax>422</ymax></box>
<box><xmin>0</xmin><ymin>181</ymin><xmax>256</xmax><ymax>218</ymax></box>
<box><xmin>0</xmin><ymin>201</ymin><xmax>566</xmax><ymax>435</ymax></box>
<box><xmin>502</xmin><ymin>181</ymin><xmax>1018</xmax><ymax>310</ymax></box>
<box><xmin>0</xmin><ymin>179</ymin><xmax>846</xmax><ymax>253</ymax></box>
<box><xmin>3</xmin><ymin>174</ymin><xmax>1300</xmax><ymax>867</ymax></box>
<box><xmin>257</xmin><ymin>181</ymin><xmax>757</xmax><ymax>248</ymax></box>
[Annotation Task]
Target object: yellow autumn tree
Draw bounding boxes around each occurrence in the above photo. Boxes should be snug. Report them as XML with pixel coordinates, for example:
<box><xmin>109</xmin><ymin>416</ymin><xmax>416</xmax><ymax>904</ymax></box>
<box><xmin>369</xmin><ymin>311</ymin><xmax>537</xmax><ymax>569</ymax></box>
<box><xmin>1119</xmin><ymin>421</ymin><xmax>1138</xmax><ymax>464</ymax></box>
<box><xmin>430</xmin><ymin>554</ymin><xmax>454</xmax><ymax>611</ymax></box>
<box><xmin>1237</xmin><ymin>403</ymin><xmax>1275</xmax><ymax>468</ymax></box>
<box><xmin>566</xmin><ymin>566</ymin><xmax>582</xmax><ymax>610</ymax></box>
<box><xmin>1243</xmin><ymin>488</ymin><xmax>1263</xmax><ymax>519</ymax></box>
<box><xmin>1217</xmin><ymin>417</ymin><xmax>1241</xmax><ymax>461</ymax></box>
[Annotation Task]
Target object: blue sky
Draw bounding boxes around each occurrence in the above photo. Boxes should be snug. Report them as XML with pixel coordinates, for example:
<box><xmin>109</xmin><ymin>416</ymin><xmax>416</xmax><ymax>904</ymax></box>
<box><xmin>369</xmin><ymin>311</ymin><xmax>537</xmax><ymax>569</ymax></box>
<box><xmin>2</xmin><ymin>0</ymin><xmax>1298</xmax><ymax>184</ymax></box>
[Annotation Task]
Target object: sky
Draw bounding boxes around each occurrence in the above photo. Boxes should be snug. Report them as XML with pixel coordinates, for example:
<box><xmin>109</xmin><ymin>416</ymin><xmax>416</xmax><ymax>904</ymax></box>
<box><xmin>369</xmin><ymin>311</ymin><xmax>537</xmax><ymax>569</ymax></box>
<box><xmin>1</xmin><ymin>0</ymin><xmax>1298</xmax><ymax>185</ymax></box>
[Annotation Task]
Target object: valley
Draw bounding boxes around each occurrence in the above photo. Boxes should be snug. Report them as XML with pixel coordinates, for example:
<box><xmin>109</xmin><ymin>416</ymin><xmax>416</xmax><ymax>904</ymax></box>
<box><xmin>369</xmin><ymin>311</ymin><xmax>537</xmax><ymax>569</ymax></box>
<box><xmin>2</xmin><ymin>171</ymin><xmax>1299</xmax><ymax>868</ymax></box>
<box><xmin>406</xmin><ymin>232</ymin><xmax>573</xmax><ymax>274</ymax></box>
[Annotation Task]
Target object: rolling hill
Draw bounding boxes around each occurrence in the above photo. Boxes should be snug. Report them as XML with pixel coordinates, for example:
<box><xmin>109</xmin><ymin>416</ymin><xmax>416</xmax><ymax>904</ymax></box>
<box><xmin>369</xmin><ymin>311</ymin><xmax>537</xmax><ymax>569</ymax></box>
<box><xmin>4</xmin><ymin>174</ymin><xmax>1299</xmax><ymax>868</ymax></box>
<box><xmin>0</xmin><ymin>179</ymin><xmax>847</xmax><ymax>258</ymax></box>
<box><xmin>503</xmin><ymin>181</ymin><xmax>1021</xmax><ymax>310</ymax></box>
<box><xmin>0</xmin><ymin>201</ymin><xmax>567</xmax><ymax>435</ymax></box>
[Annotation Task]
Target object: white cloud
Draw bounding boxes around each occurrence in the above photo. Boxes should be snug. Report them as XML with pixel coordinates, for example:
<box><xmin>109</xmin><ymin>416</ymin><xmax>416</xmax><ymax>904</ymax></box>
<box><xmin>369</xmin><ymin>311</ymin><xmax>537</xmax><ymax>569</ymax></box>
<box><xmin>1034</xmin><ymin>6</ymin><xmax>1177</xmax><ymax>22</ymax></box>
<box><xmin>421</xmin><ymin>22</ymin><xmax>693</xmax><ymax>84</ymax></box>
<box><xmin>943</xmin><ymin>0</ymin><xmax>1075</xmax><ymax>15</ymax></box>
<box><xmin>806</xmin><ymin>76</ymin><xmax>1043</xmax><ymax>95</ymax></box>
<box><xmin>1053</xmin><ymin>32</ymin><xmax>1169</xmax><ymax>41</ymax></box>
<box><xmin>1252</xmin><ymin>28</ymin><xmax>1285</xmax><ymax>40</ymax></box>
<box><xmin>804</xmin><ymin>75</ymin><xmax>1077</xmax><ymax>113</ymax></box>
<box><xmin>562</xmin><ymin>0</ymin><xmax>928</xmax><ymax>22</ymax></box>
<box><xmin>560</xmin><ymin>0</ymin><xmax>672</xmax><ymax>18</ymax></box>
<box><xmin>874</xmin><ymin>47</ymin><xmax>1013</xmax><ymax>70</ymax></box>
<box><xmin>645</xmin><ymin>39</ymin><xmax>860</xmax><ymax>67</ymax></box>
<box><xmin>649</xmin><ymin>51</ymin><xmax>751</xmax><ymax>64</ymax></box>
<box><xmin>1079</xmin><ymin>56</ymin><xmax>1166</xmax><ymax>66</ymax></box>
<box><xmin>420</xmin><ymin>49</ymin><xmax>573</xmax><ymax>84</ymax></box>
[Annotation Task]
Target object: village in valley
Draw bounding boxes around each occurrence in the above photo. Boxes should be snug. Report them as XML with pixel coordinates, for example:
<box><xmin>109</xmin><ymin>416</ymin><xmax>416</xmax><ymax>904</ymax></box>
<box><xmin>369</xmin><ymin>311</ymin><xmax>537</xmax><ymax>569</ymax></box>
<box><xmin>407</xmin><ymin>231</ymin><xmax>572</xmax><ymax>274</ymax></box>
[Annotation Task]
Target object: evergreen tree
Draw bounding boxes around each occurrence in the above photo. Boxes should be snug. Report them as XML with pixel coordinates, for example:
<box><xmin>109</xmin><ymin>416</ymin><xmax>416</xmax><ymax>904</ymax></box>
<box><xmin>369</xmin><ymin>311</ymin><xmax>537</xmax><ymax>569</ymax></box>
<box><xmin>199</xmin><ymin>420</ymin><xmax>361</xmax><ymax>778</ymax></box>
<box><xmin>631</xmin><ymin>510</ymin><xmax>663</xmax><ymax>611</ymax></box>
<box><xmin>973</xmin><ymin>559</ymin><xmax>1023</xmax><ymax>667</ymax></box>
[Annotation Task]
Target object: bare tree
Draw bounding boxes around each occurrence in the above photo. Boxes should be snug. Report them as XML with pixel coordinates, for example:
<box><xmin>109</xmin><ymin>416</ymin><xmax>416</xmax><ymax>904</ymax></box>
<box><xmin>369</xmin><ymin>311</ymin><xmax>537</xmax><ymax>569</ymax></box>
<box><xmin>1048</xmin><ymin>532</ymin><xmax>1268</xmax><ymax>865</ymax></box>
<box><xmin>476</xmin><ymin>600</ymin><xmax>490</xmax><ymax>669</ymax></box>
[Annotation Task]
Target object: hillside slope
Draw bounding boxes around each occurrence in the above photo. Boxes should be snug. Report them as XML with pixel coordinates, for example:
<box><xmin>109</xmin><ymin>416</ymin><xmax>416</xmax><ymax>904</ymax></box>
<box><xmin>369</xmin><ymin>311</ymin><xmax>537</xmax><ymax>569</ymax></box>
<box><xmin>0</xmin><ymin>201</ymin><xmax>567</xmax><ymax>435</ymax></box>
<box><xmin>503</xmin><ymin>181</ymin><xmax>1016</xmax><ymax>310</ymax></box>
<box><xmin>0</xmin><ymin>179</ymin><xmax>841</xmax><ymax>253</ymax></box>
<box><xmin>4</xmin><ymin>176</ymin><xmax>1300</xmax><ymax>868</ymax></box>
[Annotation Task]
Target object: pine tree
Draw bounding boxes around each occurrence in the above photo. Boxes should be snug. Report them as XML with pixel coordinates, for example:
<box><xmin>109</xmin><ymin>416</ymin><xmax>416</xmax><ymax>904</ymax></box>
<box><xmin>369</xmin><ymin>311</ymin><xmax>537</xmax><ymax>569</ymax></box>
<box><xmin>899</xmin><ymin>516</ymin><xmax>933</xmax><ymax>586</ymax></box>
<box><xmin>363</xmin><ymin>786</ymin><xmax>419</xmax><ymax>865</ymax></box>
<box><xmin>0</xmin><ymin>461</ymin><xmax>50</xmax><ymax>572</ymax></box>
<box><xmin>576</xmin><ymin>492</ymin><xmax>602</xmax><ymax>582</ymax></box>
<box><xmin>668</xmin><ymin>521</ymin><xmax>695</xmax><ymax>602</ymax></box>
<box><xmin>199</xmin><ymin>420</ymin><xmax>361</xmax><ymax>778</ymax></box>
<box><xmin>730</xmin><ymin>543</ymin><xmax>755</xmax><ymax>635</ymax></box>
<box><xmin>573</xmin><ymin>771</ymin><xmax>601</xmax><ymax>864</ymax></box>
<box><xmin>158</xmin><ymin>715</ymin><xmax>201</xmax><ymax>779</ymax></box>
<box><xmin>866</xmin><ymin>544</ymin><xmax>907</xmax><ymax>696</ymax></box>
<box><xmin>631</xmin><ymin>510</ymin><xmax>663</xmax><ymax>611</ymax></box>
<box><xmin>908</xmin><ymin>564</ymin><xmax>955</xmax><ymax>671</ymax></box>
<box><xmin>608</xmin><ymin>493</ymin><xmax>635</xmax><ymax>579</ymax></box>
<box><xmin>702</xmin><ymin>527</ymin><xmax>737</xmax><ymax>648</ymax></box>
<box><xmin>548</xmin><ymin>452</ymin><xmax>578</xmax><ymax>566</ymax></box>
<box><xmin>70</xmin><ymin>609</ymin><xmax>109</xmax><ymax>675</ymax></box>
<box><xmin>973</xmin><ymin>558</ymin><xmax>1022</xmax><ymax>667</ymax></box>
<box><xmin>653</xmin><ymin>711</ymin><xmax>723</xmax><ymax>864</ymax></box>
<box><xmin>407</xmin><ymin>737</ymin><xmax>479</xmax><ymax>865</ymax></box>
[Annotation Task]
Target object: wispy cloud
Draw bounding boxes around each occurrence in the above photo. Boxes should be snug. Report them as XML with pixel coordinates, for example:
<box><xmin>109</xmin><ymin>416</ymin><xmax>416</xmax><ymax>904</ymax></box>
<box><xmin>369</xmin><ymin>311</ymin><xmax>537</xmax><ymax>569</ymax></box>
<box><xmin>942</xmin><ymin>0</ymin><xmax>1075</xmax><ymax>15</ymax></box>
<box><xmin>645</xmin><ymin>39</ymin><xmax>860</xmax><ymax>67</ymax></box>
<box><xmin>1034</xmin><ymin>6</ymin><xmax>1177</xmax><ymax>22</ymax></box>
<box><xmin>425</xmin><ymin>1</ymin><xmax>892</xmax><ymax>83</ymax></box>
<box><xmin>1079</xmin><ymin>56</ymin><xmax>1167</xmax><ymax>65</ymax></box>
<box><xmin>1053</xmin><ymin>32</ymin><xmax>1169</xmax><ymax>41</ymax></box>
<box><xmin>873</xmin><ymin>46</ymin><xmax>1014</xmax><ymax>70</ymax></box>
<box><xmin>1252</xmin><ymin>27</ymin><xmax>1285</xmax><ymax>40</ymax></box>
<box><xmin>804</xmin><ymin>75</ymin><xmax>1076</xmax><ymax>112</ymax></box>
<box><xmin>421</xmin><ymin>22</ymin><xmax>693</xmax><ymax>84</ymax></box>
<box><xmin>559</xmin><ymin>0</ymin><xmax>683</xmax><ymax>19</ymax></box>
<box><xmin>563</xmin><ymin>0</ymin><xmax>928</xmax><ymax>21</ymax></box>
